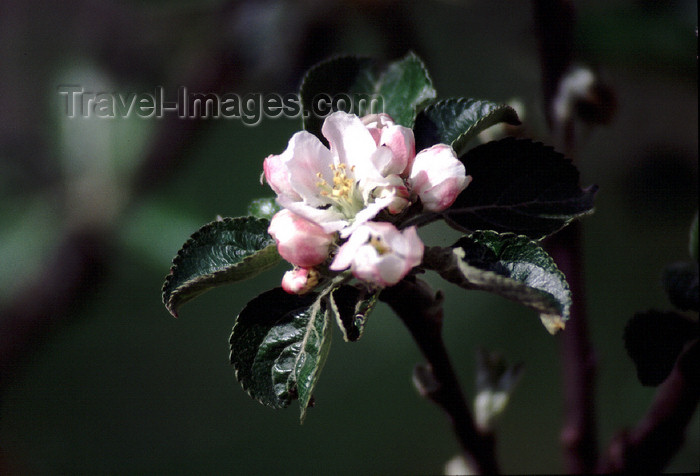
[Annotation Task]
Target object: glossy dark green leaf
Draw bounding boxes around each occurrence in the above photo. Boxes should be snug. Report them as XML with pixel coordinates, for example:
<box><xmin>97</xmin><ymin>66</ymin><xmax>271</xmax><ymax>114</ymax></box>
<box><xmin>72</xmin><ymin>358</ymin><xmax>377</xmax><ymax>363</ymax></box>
<box><xmin>373</xmin><ymin>52</ymin><xmax>436</xmax><ymax>127</ymax></box>
<box><xmin>624</xmin><ymin>310</ymin><xmax>698</xmax><ymax>386</ymax></box>
<box><xmin>300</xmin><ymin>56</ymin><xmax>377</xmax><ymax>143</ymax></box>
<box><xmin>445</xmin><ymin>138</ymin><xmax>597</xmax><ymax>240</ymax></box>
<box><xmin>662</xmin><ymin>262</ymin><xmax>699</xmax><ymax>312</ymax></box>
<box><xmin>229</xmin><ymin>288</ymin><xmax>332</xmax><ymax>422</ymax></box>
<box><xmin>329</xmin><ymin>285</ymin><xmax>379</xmax><ymax>342</ymax></box>
<box><xmin>299</xmin><ymin>52</ymin><xmax>435</xmax><ymax>142</ymax></box>
<box><xmin>414</xmin><ymin>98</ymin><xmax>520</xmax><ymax>155</ymax></box>
<box><xmin>162</xmin><ymin>217</ymin><xmax>279</xmax><ymax>317</ymax></box>
<box><xmin>425</xmin><ymin>231</ymin><xmax>571</xmax><ymax>333</ymax></box>
<box><xmin>247</xmin><ymin>197</ymin><xmax>281</xmax><ymax>220</ymax></box>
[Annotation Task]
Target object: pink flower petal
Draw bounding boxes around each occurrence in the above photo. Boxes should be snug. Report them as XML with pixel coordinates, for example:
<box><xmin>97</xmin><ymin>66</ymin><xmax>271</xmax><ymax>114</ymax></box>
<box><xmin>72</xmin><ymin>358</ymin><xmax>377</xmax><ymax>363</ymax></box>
<box><xmin>268</xmin><ymin>209</ymin><xmax>334</xmax><ymax>268</ymax></box>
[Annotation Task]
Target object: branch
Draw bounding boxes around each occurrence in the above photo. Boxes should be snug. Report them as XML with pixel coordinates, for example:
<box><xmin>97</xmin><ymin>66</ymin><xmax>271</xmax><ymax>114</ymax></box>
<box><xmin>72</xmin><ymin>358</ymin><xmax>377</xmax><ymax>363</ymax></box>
<box><xmin>601</xmin><ymin>339</ymin><xmax>700</xmax><ymax>473</ymax></box>
<box><xmin>532</xmin><ymin>0</ymin><xmax>575</xmax><ymax>129</ymax></box>
<box><xmin>532</xmin><ymin>1</ymin><xmax>600</xmax><ymax>472</ymax></box>
<box><xmin>546</xmin><ymin>223</ymin><xmax>599</xmax><ymax>473</ymax></box>
<box><xmin>381</xmin><ymin>277</ymin><xmax>499</xmax><ymax>475</ymax></box>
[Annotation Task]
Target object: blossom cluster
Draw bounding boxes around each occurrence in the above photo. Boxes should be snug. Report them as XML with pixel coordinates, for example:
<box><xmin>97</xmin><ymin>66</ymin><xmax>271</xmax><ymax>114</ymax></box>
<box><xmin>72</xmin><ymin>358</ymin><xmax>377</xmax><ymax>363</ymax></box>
<box><xmin>264</xmin><ymin>111</ymin><xmax>470</xmax><ymax>293</ymax></box>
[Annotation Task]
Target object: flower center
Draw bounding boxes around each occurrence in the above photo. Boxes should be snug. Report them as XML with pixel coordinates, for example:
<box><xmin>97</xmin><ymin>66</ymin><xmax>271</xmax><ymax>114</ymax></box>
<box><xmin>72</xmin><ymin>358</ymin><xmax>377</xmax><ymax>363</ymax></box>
<box><xmin>369</xmin><ymin>234</ymin><xmax>391</xmax><ymax>255</ymax></box>
<box><xmin>316</xmin><ymin>164</ymin><xmax>363</xmax><ymax>218</ymax></box>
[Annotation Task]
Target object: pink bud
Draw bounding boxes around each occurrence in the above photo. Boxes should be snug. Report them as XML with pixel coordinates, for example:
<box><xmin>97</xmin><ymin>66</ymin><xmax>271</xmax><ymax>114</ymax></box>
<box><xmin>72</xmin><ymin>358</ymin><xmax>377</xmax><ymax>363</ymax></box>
<box><xmin>281</xmin><ymin>267</ymin><xmax>319</xmax><ymax>294</ymax></box>
<box><xmin>268</xmin><ymin>209</ymin><xmax>335</xmax><ymax>267</ymax></box>
<box><xmin>409</xmin><ymin>144</ymin><xmax>471</xmax><ymax>212</ymax></box>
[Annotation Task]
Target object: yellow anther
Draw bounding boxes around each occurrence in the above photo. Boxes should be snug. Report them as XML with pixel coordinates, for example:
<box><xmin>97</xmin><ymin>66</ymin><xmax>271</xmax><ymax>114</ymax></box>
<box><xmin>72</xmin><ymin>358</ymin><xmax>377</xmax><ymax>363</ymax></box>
<box><xmin>369</xmin><ymin>235</ymin><xmax>391</xmax><ymax>255</ymax></box>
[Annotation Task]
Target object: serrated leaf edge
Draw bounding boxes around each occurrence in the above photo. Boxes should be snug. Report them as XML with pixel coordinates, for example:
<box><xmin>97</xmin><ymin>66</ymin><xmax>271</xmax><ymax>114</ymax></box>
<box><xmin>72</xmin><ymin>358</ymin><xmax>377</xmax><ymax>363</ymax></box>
<box><xmin>377</xmin><ymin>51</ymin><xmax>437</xmax><ymax>127</ymax></box>
<box><xmin>434</xmin><ymin>232</ymin><xmax>571</xmax><ymax>334</ymax></box>
<box><xmin>162</xmin><ymin>216</ymin><xmax>277</xmax><ymax>317</ymax></box>
<box><xmin>421</xmin><ymin>98</ymin><xmax>521</xmax><ymax>155</ymax></box>
<box><xmin>229</xmin><ymin>289</ymin><xmax>317</xmax><ymax>409</ymax></box>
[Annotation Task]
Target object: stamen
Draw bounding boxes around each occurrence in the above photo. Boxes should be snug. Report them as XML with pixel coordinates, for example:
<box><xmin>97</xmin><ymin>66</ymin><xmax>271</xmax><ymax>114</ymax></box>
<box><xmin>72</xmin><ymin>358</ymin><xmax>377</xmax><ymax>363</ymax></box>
<box><xmin>369</xmin><ymin>235</ymin><xmax>391</xmax><ymax>255</ymax></box>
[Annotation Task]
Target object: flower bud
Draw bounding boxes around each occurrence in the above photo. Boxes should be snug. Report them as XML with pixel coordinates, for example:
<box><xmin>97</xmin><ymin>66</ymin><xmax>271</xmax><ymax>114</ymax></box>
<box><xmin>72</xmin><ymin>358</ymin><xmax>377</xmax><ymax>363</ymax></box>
<box><xmin>268</xmin><ymin>209</ymin><xmax>334</xmax><ymax>267</ymax></box>
<box><xmin>281</xmin><ymin>267</ymin><xmax>319</xmax><ymax>295</ymax></box>
<box><xmin>409</xmin><ymin>144</ymin><xmax>471</xmax><ymax>212</ymax></box>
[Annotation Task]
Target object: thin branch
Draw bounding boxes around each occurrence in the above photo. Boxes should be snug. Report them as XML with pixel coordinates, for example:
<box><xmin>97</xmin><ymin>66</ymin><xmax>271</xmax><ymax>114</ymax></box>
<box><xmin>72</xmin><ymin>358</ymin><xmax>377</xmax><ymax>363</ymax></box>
<box><xmin>532</xmin><ymin>1</ymin><xmax>599</xmax><ymax>472</ymax></box>
<box><xmin>546</xmin><ymin>223</ymin><xmax>599</xmax><ymax>474</ymax></box>
<box><xmin>600</xmin><ymin>339</ymin><xmax>700</xmax><ymax>473</ymax></box>
<box><xmin>381</xmin><ymin>277</ymin><xmax>499</xmax><ymax>475</ymax></box>
<box><xmin>532</xmin><ymin>0</ymin><xmax>575</xmax><ymax>129</ymax></box>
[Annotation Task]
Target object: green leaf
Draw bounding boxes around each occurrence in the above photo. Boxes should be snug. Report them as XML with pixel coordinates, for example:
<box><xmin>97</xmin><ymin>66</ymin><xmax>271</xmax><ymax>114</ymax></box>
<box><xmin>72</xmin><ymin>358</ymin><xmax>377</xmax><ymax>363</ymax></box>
<box><xmin>662</xmin><ymin>262</ymin><xmax>699</xmax><ymax>312</ymax></box>
<box><xmin>299</xmin><ymin>52</ymin><xmax>436</xmax><ymax>142</ymax></box>
<box><xmin>373</xmin><ymin>52</ymin><xmax>436</xmax><ymax>127</ymax></box>
<box><xmin>247</xmin><ymin>197</ymin><xmax>281</xmax><ymax>220</ymax></box>
<box><xmin>624</xmin><ymin>310</ymin><xmax>698</xmax><ymax>386</ymax></box>
<box><xmin>162</xmin><ymin>217</ymin><xmax>280</xmax><ymax>317</ymax></box>
<box><xmin>414</xmin><ymin>98</ymin><xmax>521</xmax><ymax>156</ymax></box>
<box><xmin>329</xmin><ymin>285</ymin><xmax>379</xmax><ymax>342</ymax></box>
<box><xmin>229</xmin><ymin>288</ymin><xmax>332</xmax><ymax>422</ymax></box>
<box><xmin>445</xmin><ymin>138</ymin><xmax>597</xmax><ymax>240</ymax></box>
<box><xmin>300</xmin><ymin>56</ymin><xmax>377</xmax><ymax>143</ymax></box>
<box><xmin>425</xmin><ymin>231</ymin><xmax>571</xmax><ymax>334</ymax></box>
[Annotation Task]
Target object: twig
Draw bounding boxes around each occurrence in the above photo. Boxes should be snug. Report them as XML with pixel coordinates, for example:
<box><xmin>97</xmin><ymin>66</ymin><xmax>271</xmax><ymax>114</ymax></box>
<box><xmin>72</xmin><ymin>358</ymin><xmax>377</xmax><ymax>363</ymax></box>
<box><xmin>532</xmin><ymin>0</ymin><xmax>575</xmax><ymax>129</ymax></box>
<box><xmin>600</xmin><ymin>339</ymin><xmax>700</xmax><ymax>473</ymax></box>
<box><xmin>532</xmin><ymin>1</ymin><xmax>600</xmax><ymax>472</ymax></box>
<box><xmin>381</xmin><ymin>277</ymin><xmax>499</xmax><ymax>474</ymax></box>
<box><xmin>546</xmin><ymin>224</ymin><xmax>599</xmax><ymax>473</ymax></box>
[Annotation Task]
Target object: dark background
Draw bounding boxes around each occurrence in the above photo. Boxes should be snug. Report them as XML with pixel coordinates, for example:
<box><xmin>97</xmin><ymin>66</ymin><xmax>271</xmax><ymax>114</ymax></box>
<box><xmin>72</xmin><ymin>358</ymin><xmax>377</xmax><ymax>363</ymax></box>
<box><xmin>1</xmin><ymin>1</ymin><xmax>697</xmax><ymax>473</ymax></box>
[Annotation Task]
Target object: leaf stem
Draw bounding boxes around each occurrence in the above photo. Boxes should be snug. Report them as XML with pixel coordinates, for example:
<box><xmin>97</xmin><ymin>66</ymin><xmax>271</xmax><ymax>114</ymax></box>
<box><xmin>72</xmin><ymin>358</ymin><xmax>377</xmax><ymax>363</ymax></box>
<box><xmin>381</xmin><ymin>277</ymin><xmax>499</xmax><ymax>474</ymax></box>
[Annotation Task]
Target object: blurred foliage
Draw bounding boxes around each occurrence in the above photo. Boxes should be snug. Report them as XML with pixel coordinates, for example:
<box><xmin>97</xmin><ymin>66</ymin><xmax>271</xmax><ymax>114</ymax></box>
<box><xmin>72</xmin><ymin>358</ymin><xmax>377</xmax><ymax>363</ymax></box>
<box><xmin>0</xmin><ymin>0</ymin><xmax>697</xmax><ymax>474</ymax></box>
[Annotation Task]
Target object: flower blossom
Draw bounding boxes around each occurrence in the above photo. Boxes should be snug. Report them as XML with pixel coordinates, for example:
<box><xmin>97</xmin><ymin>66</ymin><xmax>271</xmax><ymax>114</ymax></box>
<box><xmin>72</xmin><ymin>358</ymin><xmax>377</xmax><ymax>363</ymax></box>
<box><xmin>264</xmin><ymin>111</ymin><xmax>470</xmax><ymax>291</ymax></box>
<box><xmin>264</xmin><ymin>111</ymin><xmax>469</xmax><ymax>238</ymax></box>
<box><xmin>329</xmin><ymin>222</ymin><xmax>424</xmax><ymax>287</ymax></box>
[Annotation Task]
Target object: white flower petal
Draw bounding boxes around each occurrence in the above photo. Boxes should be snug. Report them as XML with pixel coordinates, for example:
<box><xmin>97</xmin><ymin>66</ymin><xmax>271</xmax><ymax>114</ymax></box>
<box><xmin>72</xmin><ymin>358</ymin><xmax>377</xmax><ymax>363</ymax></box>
<box><xmin>263</xmin><ymin>154</ymin><xmax>299</xmax><ymax>199</ymax></box>
<box><xmin>284</xmin><ymin>131</ymin><xmax>334</xmax><ymax>206</ymax></box>
<box><xmin>322</xmin><ymin>111</ymin><xmax>377</xmax><ymax>172</ymax></box>
<box><xmin>278</xmin><ymin>196</ymin><xmax>348</xmax><ymax>233</ymax></box>
<box><xmin>379</xmin><ymin>124</ymin><xmax>415</xmax><ymax>176</ymax></box>
<box><xmin>375</xmin><ymin>254</ymin><xmax>407</xmax><ymax>286</ymax></box>
<box><xmin>330</xmin><ymin>226</ymin><xmax>371</xmax><ymax>271</ymax></box>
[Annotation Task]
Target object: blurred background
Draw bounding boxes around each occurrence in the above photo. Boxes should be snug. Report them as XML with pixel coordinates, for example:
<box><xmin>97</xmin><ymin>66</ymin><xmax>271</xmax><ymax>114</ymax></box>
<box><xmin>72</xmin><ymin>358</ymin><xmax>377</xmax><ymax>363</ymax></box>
<box><xmin>0</xmin><ymin>0</ymin><xmax>697</xmax><ymax>474</ymax></box>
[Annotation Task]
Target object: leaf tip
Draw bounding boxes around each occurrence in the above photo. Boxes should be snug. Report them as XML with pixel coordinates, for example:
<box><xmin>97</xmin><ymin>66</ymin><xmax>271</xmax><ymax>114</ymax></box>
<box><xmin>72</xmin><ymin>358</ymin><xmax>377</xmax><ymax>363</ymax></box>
<box><xmin>541</xmin><ymin>314</ymin><xmax>566</xmax><ymax>335</ymax></box>
<box><xmin>166</xmin><ymin>302</ymin><xmax>179</xmax><ymax>319</ymax></box>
